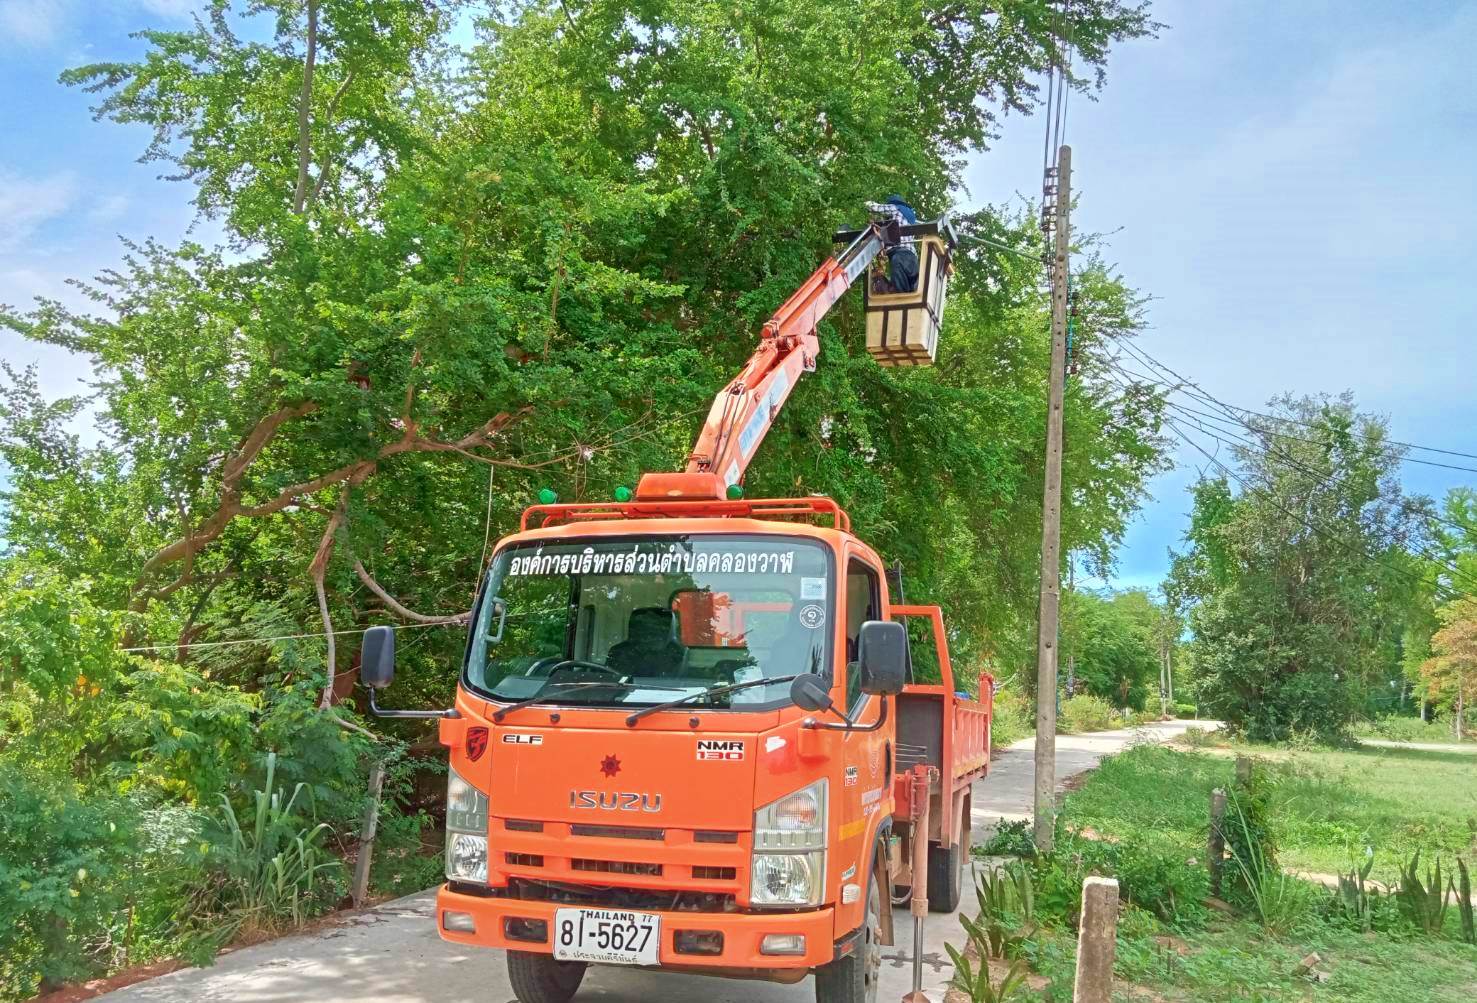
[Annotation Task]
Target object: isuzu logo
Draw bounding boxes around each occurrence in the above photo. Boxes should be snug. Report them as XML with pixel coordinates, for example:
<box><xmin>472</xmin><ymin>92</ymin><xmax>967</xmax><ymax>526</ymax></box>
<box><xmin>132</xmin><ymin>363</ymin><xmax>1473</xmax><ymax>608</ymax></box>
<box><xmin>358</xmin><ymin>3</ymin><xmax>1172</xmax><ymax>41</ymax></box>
<box><xmin>570</xmin><ymin>791</ymin><xmax>663</xmax><ymax>813</ymax></box>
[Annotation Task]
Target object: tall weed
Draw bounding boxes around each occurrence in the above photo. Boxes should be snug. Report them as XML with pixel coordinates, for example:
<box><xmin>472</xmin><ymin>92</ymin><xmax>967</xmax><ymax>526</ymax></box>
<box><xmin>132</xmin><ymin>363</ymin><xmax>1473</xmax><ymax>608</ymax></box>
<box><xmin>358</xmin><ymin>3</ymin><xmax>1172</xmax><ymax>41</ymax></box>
<box><xmin>193</xmin><ymin>752</ymin><xmax>341</xmax><ymax>938</ymax></box>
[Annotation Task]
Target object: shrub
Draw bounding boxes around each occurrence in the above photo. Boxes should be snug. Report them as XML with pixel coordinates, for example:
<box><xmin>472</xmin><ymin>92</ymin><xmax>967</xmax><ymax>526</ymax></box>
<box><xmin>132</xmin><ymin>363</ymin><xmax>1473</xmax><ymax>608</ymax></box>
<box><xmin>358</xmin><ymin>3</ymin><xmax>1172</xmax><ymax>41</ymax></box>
<box><xmin>1115</xmin><ymin>837</ymin><xmax>1209</xmax><ymax>929</ymax></box>
<box><xmin>0</xmin><ymin>765</ymin><xmax>141</xmax><ymax>996</ymax></box>
<box><xmin>978</xmin><ymin>819</ymin><xmax>1035</xmax><ymax>858</ymax></box>
<box><xmin>1395</xmin><ymin>850</ymin><xmax>1451</xmax><ymax>936</ymax></box>
<box><xmin>990</xmin><ymin>687</ymin><xmax>1032</xmax><ymax>748</ymax></box>
<box><xmin>190</xmin><ymin>752</ymin><xmax>343</xmax><ymax>939</ymax></box>
<box><xmin>1058</xmin><ymin>694</ymin><xmax>1115</xmax><ymax>734</ymax></box>
<box><xmin>1178</xmin><ymin>725</ymin><xmax>1215</xmax><ymax>748</ymax></box>
<box><xmin>1357</xmin><ymin>714</ymin><xmax>1453</xmax><ymax>744</ymax></box>
<box><xmin>1175</xmin><ymin>702</ymin><xmax>1198</xmax><ymax>719</ymax></box>
<box><xmin>1222</xmin><ymin>776</ymin><xmax>1277</xmax><ymax>893</ymax></box>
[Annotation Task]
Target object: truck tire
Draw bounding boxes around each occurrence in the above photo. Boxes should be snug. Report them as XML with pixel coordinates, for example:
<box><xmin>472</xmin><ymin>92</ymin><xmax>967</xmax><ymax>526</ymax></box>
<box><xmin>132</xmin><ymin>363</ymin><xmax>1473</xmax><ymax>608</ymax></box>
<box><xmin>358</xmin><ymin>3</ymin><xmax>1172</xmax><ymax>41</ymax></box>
<box><xmin>507</xmin><ymin>951</ymin><xmax>587</xmax><ymax>1003</ymax></box>
<box><xmin>813</xmin><ymin>871</ymin><xmax>882</xmax><ymax>1003</ymax></box>
<box><xmin>926</xmin><ymin>802</ymin><xmax>970</xmax><ymax>913</ymax></box>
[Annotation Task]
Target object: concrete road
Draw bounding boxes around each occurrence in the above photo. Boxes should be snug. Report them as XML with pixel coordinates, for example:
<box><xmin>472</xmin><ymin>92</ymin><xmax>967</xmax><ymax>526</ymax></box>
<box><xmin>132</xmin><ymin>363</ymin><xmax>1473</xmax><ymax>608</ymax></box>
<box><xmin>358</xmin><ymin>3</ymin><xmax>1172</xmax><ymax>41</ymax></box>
<box><xmin>1357</xmin><ymin>737</ymin><xmax>1475</xmax><ymax>754</ymax></box>
<box><xmin>96</xmin><ymin>719</ymin><xmax>1210</xmax><ymax>1003</ymax></box>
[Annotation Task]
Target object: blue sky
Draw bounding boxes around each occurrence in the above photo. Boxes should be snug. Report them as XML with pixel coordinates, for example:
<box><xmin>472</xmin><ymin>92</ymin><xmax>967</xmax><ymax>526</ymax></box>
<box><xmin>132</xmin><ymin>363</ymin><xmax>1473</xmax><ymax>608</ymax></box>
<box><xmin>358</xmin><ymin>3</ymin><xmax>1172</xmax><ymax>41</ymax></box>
<box><xmin>3</xmin><ymin>0</ymin><xmax>1474</xmax><ymax>591</ymax></box>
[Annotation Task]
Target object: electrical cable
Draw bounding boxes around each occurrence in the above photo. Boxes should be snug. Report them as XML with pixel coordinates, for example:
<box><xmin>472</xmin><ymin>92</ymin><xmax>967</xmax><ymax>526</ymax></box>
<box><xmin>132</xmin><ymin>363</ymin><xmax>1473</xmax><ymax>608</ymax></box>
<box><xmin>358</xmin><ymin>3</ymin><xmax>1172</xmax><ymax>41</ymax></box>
<box><xmin>1161</xmin><ymin>414</ymin><xmax>1472</xmax><ymax>605</ymax></box>
<box><xmin>120</xmin><ymin>618</ymin><xmax>463</xmax><ymax>654</ymax></box>
<box><xmin>1114</xmin><ymin>338</ymin><xmax>1477</xmax><ymax>462</ymax></box>
<box><xmin>1104</xmin><ymin>356</ymin><xmax>1477</xmax><ymax>539</ymax></box>
<box><xmin>1135</xmin><ymin>383</ymin><xmax>1477</xmax><ymax>596</ymax></box>
<box><xmin>1105</xmin><ymin>358</ymin><xmax>1476</xmax><ymax>543</ymax></box>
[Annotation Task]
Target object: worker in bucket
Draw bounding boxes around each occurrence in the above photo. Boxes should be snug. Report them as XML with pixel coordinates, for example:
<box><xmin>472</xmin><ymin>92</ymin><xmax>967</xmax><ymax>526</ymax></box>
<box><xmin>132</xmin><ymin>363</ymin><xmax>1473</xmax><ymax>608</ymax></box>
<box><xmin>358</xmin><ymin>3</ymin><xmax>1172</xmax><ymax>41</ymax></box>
<box><xmin>873</xmin><ymin>194</ymin><xmax>920</xmax><ymax>293</ymax></box>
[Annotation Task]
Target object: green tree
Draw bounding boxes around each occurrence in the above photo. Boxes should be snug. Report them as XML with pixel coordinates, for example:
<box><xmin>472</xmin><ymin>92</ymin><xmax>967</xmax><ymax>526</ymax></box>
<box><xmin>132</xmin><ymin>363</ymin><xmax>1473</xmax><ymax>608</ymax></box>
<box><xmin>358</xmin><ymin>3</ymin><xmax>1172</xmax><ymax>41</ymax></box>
<box><xmin>1166</xmin><ymin>395</ymin><xmax>1425</xmax><ymax>741</ymax></box>
<box><xmin>0</xmin><ymin>0</ymin><xmax>1171</xmax><ymax>986</ymax></box>
<box><xmin>1063</xmin><ymin>588</ymin><xmax>1161</xmax><ymax>710</ymax></box>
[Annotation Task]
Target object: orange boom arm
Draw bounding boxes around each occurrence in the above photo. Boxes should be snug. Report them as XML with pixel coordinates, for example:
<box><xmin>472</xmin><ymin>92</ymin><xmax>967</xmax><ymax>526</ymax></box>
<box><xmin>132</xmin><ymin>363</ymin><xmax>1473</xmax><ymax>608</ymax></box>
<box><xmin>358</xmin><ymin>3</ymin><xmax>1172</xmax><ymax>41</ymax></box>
<box><xmin>636</xmin><ymin>224</ymin><xmax>888</xmax><ymax>502</ymax></box>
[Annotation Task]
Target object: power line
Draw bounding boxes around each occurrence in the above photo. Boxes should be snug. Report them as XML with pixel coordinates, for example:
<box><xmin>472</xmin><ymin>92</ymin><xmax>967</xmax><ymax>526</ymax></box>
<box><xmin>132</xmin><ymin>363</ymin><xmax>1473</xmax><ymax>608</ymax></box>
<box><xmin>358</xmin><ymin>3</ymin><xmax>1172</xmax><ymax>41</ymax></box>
<box><xmin>120</xmin><ymin>617</ymin><xmax>464</xmax><ymax>654</ymax></box>
<box><xmin>1105</xmin><ymin>356</ymin><xmax>1476</xmax><ymax>538</ymax></box>
<box><xmin>1114</xmin><ymin>338</ymin><xmax>1477</xmax><ymax>462</ymax></box>
<box><xmin>1162</xmin><ymin>415</ymin><xmax>1472</xmax><ymax>605</ymax></box>
<box><xmin>1141</xmin><ymin>387</ymin><xmax>1477</xmax><ymax>596</ymax></box>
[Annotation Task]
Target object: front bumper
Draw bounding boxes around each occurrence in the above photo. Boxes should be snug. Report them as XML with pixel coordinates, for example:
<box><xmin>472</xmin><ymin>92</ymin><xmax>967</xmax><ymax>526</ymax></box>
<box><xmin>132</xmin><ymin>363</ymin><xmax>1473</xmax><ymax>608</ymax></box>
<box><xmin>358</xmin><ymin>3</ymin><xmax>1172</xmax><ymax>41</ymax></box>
<box><xmin>436</xmin><ymin>884</ymin><xmax>837</xmax><ymax>969</ymax></box>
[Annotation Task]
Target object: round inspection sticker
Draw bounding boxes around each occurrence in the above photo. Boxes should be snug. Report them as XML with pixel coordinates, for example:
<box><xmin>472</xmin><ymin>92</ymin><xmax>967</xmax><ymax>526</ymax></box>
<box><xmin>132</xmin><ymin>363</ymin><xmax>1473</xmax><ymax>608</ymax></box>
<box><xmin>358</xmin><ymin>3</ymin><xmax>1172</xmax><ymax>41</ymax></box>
<box><xmin>798</xmin><ymin>604</ymin><xmax>825</xmax><ymax>629</ymax></box>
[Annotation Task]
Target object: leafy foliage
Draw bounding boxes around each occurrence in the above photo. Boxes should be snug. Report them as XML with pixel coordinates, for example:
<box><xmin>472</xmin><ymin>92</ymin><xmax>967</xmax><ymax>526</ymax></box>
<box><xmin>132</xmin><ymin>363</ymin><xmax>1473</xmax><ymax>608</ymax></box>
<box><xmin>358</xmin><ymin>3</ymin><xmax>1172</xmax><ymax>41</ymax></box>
<box><xmin>0</xmin><ymin>0</ymin><xmax>1169</xmax><ymax>990</ymax></box>
<box><xmin>192</xmin><ymin>753</ymin><xmax>343</xmax><ymax>938</ymax></box>
<box><xmin>1395</xmin><ymin>850</ymin><xmax>1451</xmax><ymax>936</ymax></box>
<box><xmin>1166</xmin><ymin>395</ymin><xmax>1426</xmax><ymax>742</ymax></box>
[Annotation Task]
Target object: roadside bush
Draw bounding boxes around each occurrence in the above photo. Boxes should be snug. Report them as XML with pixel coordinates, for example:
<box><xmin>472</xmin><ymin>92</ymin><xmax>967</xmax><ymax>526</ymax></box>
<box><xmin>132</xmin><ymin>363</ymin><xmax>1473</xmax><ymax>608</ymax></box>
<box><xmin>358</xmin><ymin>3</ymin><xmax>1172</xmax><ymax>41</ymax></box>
<box><xmin>990</xmin><ymin>686</ymin><xmax>1032</xmax><ymax>748</ymax></box>
<box><xmin>1115</xmin><ymin>837</ymin><xmax>1210</xmax><ymax>929</ymax></box>
<box><xmin>189</xmin><ymin>752</ymin><xmax>343</xmax><ymax>940</ymax></box>
<box><xmin>0</xmin><ymin>765</ymin><xmax>141</xmax><ymax>997</ymax></box>
<box><xmin>1357</xmin><ymin>714</ymin><xmax>1454</xmax><ymax>744</ymax></box>
<box><xmin>978</xmin><ymin>819</ymin><xmax>1035</xmax><ymax>858</ymax></box>
<box><xmin>1178</xmin><ymin>725</ymin><xmax>1215</xmax><ymax>748</ymax></box>
<box><xmin>1058</xmin><ymin>694</ymin><xmax>1115</xmax><ymax>734</ymax></box>
<box><xmin>1175</xmin><ymin>702</ymin><xmax>1198</xmax><ymax>719</ymax></box>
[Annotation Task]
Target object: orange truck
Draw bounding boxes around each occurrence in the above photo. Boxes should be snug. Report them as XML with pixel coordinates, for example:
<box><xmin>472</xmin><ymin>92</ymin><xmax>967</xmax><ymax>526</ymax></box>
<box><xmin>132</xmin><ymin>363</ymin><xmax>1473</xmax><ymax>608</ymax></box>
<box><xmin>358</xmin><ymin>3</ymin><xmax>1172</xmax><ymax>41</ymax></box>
<box><xmin>363</xmin><ymin>207</ymin><xmax>992</xmax><ymax>1003</ymax></box>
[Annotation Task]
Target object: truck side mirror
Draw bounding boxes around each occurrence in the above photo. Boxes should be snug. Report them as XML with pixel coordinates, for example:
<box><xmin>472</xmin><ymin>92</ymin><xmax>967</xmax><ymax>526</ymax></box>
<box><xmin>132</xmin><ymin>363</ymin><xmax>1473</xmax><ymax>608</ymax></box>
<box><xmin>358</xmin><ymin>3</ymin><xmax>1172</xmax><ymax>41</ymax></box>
<box><xmin>360</xmin><ymin>625</ymin><xmax>396</xmax><ymax>689</ymax></box>
<box><xmin>789</xmin><ymin>673</ymin><xmax>835</xmax><ymax>713</ymax></box>
<box><xmin>857</xmin><ymin>621</ymin><xmax>907</xmax><ymax>696</ymax></box>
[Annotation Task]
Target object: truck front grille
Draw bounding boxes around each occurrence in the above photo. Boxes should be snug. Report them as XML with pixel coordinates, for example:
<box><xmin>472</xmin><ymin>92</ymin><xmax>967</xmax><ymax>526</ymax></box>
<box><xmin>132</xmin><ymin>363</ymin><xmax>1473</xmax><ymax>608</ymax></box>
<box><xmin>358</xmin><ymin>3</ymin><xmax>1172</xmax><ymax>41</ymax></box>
<box><xmin>501</xmin><ymin>877</ymin><xmax>738</xmax><ymax>913</ymax></box>
<box><xmin>691</xmin><ymin>866</ymin><xmax>737</xmax><ymax>881</ymax></box>
<box><xmin>569</xmin><ymin>824</ymin><xmax>664</xmax><ymax>840</ymax></box>
<box><xmin>571</xmin><ymin>858</ymin><xmax>663</xmax><ymax>876</ymax></box>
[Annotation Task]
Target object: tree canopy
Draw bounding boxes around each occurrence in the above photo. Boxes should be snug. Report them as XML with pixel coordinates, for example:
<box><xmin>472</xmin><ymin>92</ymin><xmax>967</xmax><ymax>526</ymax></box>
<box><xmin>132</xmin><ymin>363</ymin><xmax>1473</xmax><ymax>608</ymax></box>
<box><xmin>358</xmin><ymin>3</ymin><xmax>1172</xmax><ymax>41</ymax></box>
<box><xmin>0</xmin><ymin>2</ymin><xmax>1167</xmax><ymax>989</ymax></box>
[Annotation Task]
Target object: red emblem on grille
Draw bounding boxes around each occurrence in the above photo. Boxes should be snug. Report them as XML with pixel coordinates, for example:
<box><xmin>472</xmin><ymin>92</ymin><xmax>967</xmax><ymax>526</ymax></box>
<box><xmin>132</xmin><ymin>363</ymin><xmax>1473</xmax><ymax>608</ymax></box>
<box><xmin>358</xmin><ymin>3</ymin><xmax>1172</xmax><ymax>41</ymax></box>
<box><xmin>466</xmin><ymin>727</ymin><xmax>489</xmax><ymax>763</ymax></box>
<box><xmin>599</xmin><ymin>754</ymin><xmax>622</xmax><ymax>778</ymax></box>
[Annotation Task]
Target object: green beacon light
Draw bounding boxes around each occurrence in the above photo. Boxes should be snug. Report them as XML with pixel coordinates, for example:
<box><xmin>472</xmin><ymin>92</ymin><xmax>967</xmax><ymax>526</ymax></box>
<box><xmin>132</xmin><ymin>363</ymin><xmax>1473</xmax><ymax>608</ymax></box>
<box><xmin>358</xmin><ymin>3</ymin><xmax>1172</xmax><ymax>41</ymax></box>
<box><xmin>537</xmin><ymin>487</ymin><xmax>558</xmax><ymax>505</ymax></box>
<box><xmin>614</xmin><ymin>485</ymin><xmax>633</xmax><ymax>502</ymax></box>
<box><xmin>725</xmin><ymin>483</ymin><xmax>744</xmax><ymax>500</ymax></box>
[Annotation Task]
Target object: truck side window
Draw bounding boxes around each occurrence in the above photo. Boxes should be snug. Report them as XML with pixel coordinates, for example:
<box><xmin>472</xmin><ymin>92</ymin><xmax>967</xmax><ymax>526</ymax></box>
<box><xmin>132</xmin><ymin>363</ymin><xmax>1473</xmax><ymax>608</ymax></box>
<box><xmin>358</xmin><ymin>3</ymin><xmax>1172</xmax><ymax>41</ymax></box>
<box><xmin>845</xmin><ymin>559</ymin><xmax>881</xmax><ymax>711</ymax></box>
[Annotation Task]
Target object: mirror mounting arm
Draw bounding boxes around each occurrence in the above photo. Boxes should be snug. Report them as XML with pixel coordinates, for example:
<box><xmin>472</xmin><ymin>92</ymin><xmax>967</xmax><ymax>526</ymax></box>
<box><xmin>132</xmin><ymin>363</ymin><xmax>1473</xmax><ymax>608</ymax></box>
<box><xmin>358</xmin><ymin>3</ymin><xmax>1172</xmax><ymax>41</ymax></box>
<box><xmin>802</xmin><ymin>695</ymin><xmax>889</xmax><ymax>733</ymax></box>
<box><xmin>366</xmin><ymin>687</ymin><xmax>459</xmax><ymax>720</ymax></box>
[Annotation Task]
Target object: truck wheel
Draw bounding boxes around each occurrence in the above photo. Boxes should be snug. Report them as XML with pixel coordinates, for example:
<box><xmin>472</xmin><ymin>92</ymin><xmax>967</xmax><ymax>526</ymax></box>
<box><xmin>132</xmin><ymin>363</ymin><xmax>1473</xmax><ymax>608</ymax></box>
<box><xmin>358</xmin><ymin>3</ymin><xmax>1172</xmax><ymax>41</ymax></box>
<box><xmin>814</xmin><ymin>873</ymin><xmax>882</xmax><ymax>1003</ymax></box>
<box><xmin>926</xmin><ymin>805</ymin><xmax>970</xmax><ymax>913</ymax></box>
<box><xmin>507</xmin><ymin>951</ymin><xmax>587</xmax><ymax>1003</ymax></box>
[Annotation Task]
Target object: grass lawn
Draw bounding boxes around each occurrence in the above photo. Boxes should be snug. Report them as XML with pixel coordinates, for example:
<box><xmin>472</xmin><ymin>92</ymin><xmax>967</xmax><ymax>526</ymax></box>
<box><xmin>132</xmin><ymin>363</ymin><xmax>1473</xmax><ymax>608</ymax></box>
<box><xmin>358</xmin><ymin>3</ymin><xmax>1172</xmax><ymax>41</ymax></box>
<box><xmin>1065</xmin><ymin>737</ymin><xmax>1477</xmax><ymax>883</ymax></box>
<box><xmin>1009</xmin><ymin>740</ymin><xmax>1477</xmax><ymax>1002</ymax></box>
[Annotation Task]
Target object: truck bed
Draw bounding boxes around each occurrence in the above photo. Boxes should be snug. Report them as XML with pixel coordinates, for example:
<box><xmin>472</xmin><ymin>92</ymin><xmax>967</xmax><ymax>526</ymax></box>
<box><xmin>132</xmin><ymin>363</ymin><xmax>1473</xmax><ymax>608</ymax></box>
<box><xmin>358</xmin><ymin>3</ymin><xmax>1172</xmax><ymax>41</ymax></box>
<box><xmin>888</xmin><ymin>604</ymin><xmax>992</xmax><ymax>846</ymax></box>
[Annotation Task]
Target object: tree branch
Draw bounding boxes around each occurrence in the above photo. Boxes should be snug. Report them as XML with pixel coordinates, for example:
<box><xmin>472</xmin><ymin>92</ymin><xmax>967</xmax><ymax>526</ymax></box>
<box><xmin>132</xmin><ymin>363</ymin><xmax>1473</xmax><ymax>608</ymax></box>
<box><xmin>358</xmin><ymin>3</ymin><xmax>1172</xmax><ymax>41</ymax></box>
<box><xmin>314</xmin><ymin>482</ymin><xmax>350</xmax><ymax>710</ymax></box>
<box><xmin>292</xmin><ymin>0</ymin><xmax>320</xmax><ymax>215</ymax></box>
<box><xmin>353</xmin><ymin>560</ymin><xmax>470</xmax><ymax>624</ymax></box>
<box><xmin>308</xmin><ymin>69</ymin><xmax>355</xmax><ymax>208</ymax></box>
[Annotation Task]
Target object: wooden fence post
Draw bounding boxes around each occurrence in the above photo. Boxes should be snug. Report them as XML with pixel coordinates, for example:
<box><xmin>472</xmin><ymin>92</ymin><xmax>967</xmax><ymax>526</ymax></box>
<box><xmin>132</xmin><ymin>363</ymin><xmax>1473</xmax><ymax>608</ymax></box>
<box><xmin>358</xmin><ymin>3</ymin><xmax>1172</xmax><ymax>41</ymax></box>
<box><xmin>1072</xmin><ymin>876</ymin><xmax>1119</xmax><ymax>1003</ymax></box>
<box><xmin>351</xmin><ymin>759</ymin><xmax>386</xmax><ymax>908</ymax></box>
<box><xmin>1208</xmin><ymin>788</ymin><xmax>1227</xmax><ymax>897</ymax></box>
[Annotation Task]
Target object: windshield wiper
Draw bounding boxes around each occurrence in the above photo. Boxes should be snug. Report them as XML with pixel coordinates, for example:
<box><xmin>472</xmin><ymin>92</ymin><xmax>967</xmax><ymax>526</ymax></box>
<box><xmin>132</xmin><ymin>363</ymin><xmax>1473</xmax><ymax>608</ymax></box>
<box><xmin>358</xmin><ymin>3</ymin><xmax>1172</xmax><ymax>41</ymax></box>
<box><xmin>492</xmin><ymin>679</ymin><xmax>685</xmax><ymax>723</ymax></box>
<box><xmin>624</xmin><ymin>675</ymin><xmax>800</xmax><ymax>728</ymax></box>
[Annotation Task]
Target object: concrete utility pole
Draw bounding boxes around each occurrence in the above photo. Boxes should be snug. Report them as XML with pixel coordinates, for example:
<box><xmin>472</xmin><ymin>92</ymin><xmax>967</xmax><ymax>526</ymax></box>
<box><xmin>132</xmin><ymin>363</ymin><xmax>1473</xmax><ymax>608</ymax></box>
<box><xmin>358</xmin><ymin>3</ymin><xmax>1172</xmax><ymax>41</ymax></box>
<box><xmin>1033</xmin><ymin>144</ymin><xmax>1070</xmax><ymax>853</ymax></box>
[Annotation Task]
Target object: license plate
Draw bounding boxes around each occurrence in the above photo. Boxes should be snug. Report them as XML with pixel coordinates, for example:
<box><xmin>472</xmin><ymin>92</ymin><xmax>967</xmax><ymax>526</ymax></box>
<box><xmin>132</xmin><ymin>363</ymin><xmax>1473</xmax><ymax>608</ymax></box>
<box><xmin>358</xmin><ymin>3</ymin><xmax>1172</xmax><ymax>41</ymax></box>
<box><xmin>552</xmin><ymin>908</ymin><xmax>661</xmax><ymax>966</ymax></box>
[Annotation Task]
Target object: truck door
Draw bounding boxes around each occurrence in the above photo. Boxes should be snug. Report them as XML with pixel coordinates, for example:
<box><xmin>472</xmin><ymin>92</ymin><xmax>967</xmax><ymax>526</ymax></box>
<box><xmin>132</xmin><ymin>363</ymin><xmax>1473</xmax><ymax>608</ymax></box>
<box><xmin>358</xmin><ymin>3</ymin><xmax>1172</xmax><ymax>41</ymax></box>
<box><xmin>836</xmin><ymin>555</ymin><xmax>890</xmax><ymax>916</ymax></box>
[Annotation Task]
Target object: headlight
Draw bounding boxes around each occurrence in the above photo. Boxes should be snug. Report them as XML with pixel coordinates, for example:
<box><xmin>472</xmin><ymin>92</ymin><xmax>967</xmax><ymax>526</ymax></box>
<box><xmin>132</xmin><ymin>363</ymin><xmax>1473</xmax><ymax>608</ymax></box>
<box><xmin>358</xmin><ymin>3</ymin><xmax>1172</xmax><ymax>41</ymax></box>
<box><xmin>751</xmin><ymin>780</ymin><xmax>827</xmax><ymax>907</ymax></box>
<box><xmin>447</xmin><ymin>833</ymin><xmax>489</xmax><ymax>882</ymax></box>
<box><xmin>751</xmin><ymin>851</ymin><xmax>824</xmax><ymax>906</ymax></box>
<box><xmin>446</xmin><ymin>767</ymin><xmax>489</xmax><ymax>882</ymax></box>
<box><xmin>754</xmin><ymin>779</ymin><xmax>828</xmax><ymax>851</ymax></box>
<box><xmin>446</xmin><ymin>767</ymin><xmax>488</xmax><ymax>834</ymax></box>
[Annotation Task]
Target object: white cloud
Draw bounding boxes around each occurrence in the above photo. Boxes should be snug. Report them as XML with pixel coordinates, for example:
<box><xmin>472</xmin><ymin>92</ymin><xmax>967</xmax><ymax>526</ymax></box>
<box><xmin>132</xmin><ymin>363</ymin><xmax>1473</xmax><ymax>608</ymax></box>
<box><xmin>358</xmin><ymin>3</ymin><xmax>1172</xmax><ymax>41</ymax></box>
<box><xmin>0</xmin><ymin>170</ymin><xmax>79</xmax><ymax>250</ymax></box>
<box><xmin>136</xmin><ymin>0</ymin><xmax>198</xmax><ymax>17</ymax></box>
<box><xmin>86</xmin><ymin>193</ymin><xmax>132</xmax><ymax>225</ymax></box>
<box><xmin>0</xmin><ymin>0</ymin><xmax>69</xmax><ymax>46</ymax></box>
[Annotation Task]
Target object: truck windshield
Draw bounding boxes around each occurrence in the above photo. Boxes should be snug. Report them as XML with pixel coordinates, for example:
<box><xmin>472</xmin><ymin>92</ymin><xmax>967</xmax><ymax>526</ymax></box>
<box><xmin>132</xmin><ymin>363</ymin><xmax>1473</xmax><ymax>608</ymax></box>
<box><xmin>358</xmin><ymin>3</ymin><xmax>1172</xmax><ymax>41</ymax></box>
<box><xmin>464</xmin><ymin>535</ymin><xmax>833</xmax><ymax>710</ymax></box>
